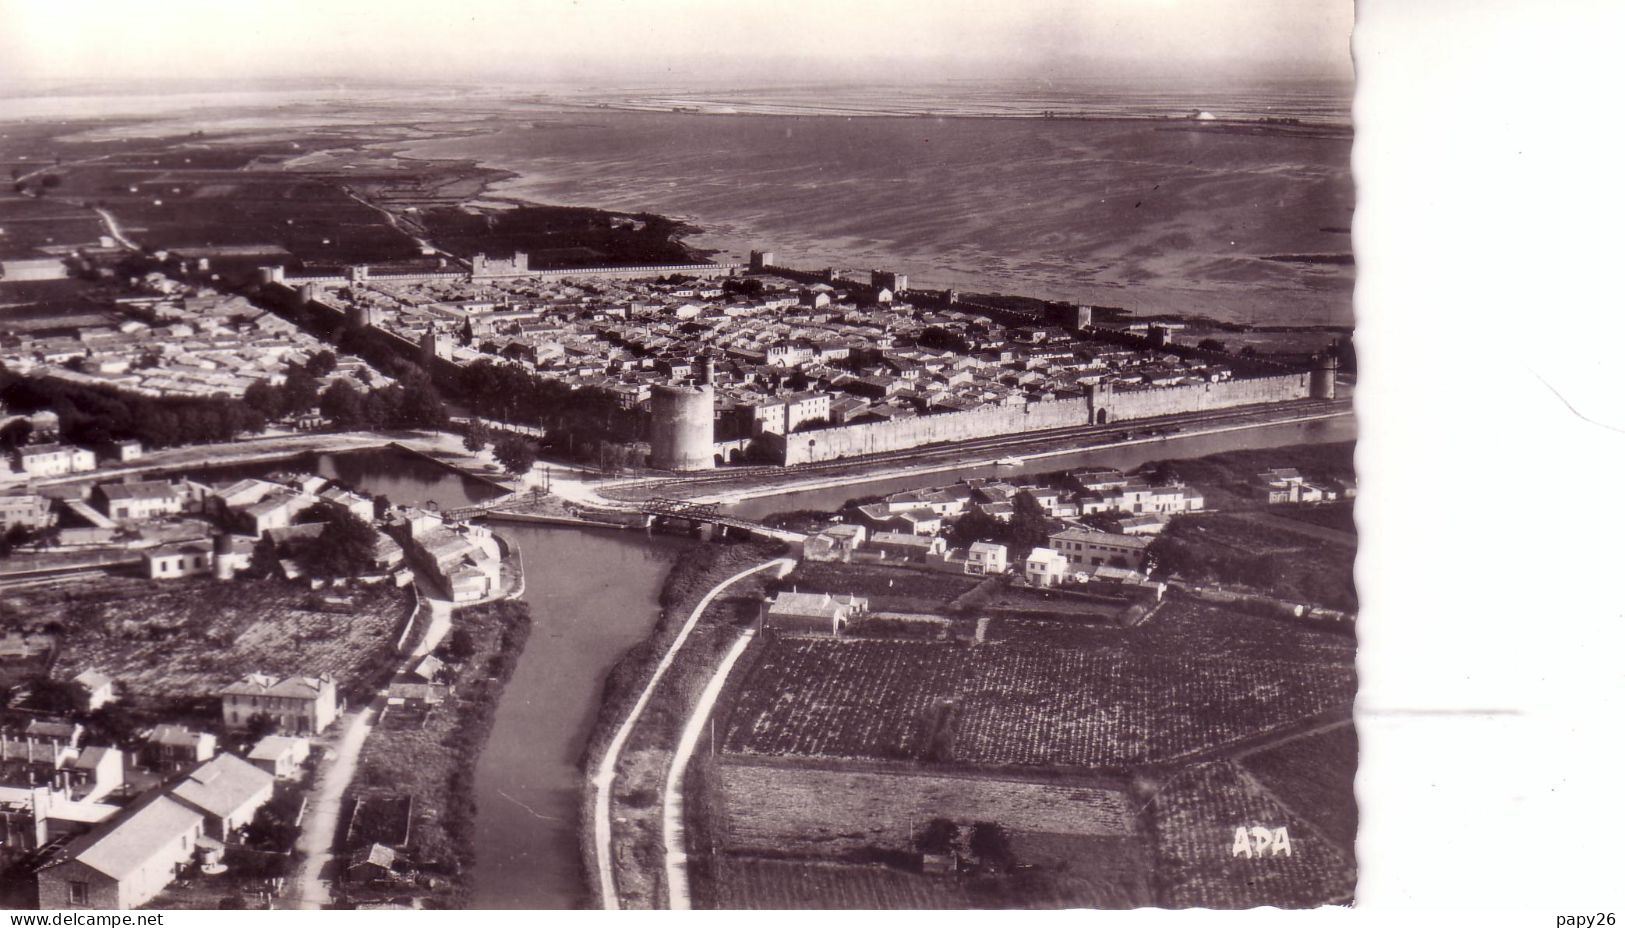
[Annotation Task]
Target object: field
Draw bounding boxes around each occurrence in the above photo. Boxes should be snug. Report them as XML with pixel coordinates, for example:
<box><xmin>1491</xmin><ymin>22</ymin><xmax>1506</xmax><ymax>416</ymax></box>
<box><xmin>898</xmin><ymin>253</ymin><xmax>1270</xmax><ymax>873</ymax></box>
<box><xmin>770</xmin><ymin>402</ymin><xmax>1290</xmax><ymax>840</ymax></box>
<box><xmin>981</xmin><ymin>616</ymin><xmax>1128</xmax><ymax>647</ymax></box>
<box><xmin>5</xmin><ymin>142</ymin><xmax>425</xmax><ymax>270</ymax></box>
<box><xmin>706</xmin><ymin>593</ymin><xmax>1356</xmax><ymax>907</ymax></box>
<box><xmin>1271</xmin><ymin>500</ymin><xmax>1358</xmax><ymax>535</ymax></box>
<box><xmin>715</xmin><ymin>857</ymin><xmax>970</xmax><ymax>909</ymax></box>
<box><xmin>777</xmin><ymin>561</ymin><xmax>984</xmax><ymax>614</ymax></box>
<box><xmin>0</xmin><ymin>576</ymin><xmax>408</xmax><ymax>701</ymax></box>
<box><xmin>0</xmin><ymin>196</ymin><xmax>107</xmax><ymax>257</ymax></box>
<box><xmin>1153</xmin><ymin>512</ymin><xmax>1357</xmax><ymax>611</ymax></box>
<box><xmin>1148</xmin><ymin>760</ymin><xmax>1356</xmax><ymax>908</ymax></box>
<box><xmin>0</xmin><ymin>277</ymin><xmax>120</xmax><ymax>334</ymax></box>
<box><xmin>714</xmin><ymin>854</ymin><xmax>1158</xmax><ymax>909</ymax></box>
<box><xmin>1131</xmin><ymin>598</ymin><xmax>1354</xmax><ymax>664</ymax></box>
<box><xmin>976</xmin><ymin>585</ymin><xmax>1129</xmax><ymax>624</ymax></box>
<box><xmin>413</xmin><ymin>204</ymin><xmax>698</xmax><ymax>266</ymax></box>
<box><xmin>1238</xmin><ymin>723</ymin><xmax>1358</xmax><ymax>851</ymax></box>
<box><xmin>722</xmin><ymin>633</ymin><xmax>1352</xmax><ymax>768</ymax></box>
<box><xmin>715</xmin><ymin>759</ymin><xmax>1135</xmax><ymax>858</ymax></box>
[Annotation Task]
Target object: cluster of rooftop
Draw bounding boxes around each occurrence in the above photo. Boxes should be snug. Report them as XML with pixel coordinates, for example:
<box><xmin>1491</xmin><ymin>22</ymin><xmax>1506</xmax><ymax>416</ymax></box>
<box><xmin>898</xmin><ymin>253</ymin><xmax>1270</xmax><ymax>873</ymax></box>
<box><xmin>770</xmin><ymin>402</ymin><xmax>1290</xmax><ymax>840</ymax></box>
<box><xmin>1</xmin><ymin>686</ymin><xmax>335</xmax><ymax>910</ymax></box>
<box><xmin>0</xmin><ymin>276</ymin><xmax>385</xmax><ymax>400</ymax></box>
<box><xmin>2</xmin><ymin>466</ymin><xmax>417</xmax><ymax>588</ymax></box>
<box><xmin>307</xmin><ymin>262</ymin><xmax>1246</xmax><ymax>441</ymax></box>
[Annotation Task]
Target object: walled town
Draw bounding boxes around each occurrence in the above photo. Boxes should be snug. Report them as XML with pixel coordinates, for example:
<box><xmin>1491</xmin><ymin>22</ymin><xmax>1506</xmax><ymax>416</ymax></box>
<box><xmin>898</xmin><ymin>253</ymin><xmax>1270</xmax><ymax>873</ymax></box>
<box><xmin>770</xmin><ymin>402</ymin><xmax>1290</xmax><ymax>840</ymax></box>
<box><xmin>0</xmin><ymin>118</ymin><xmax>1355</xmax><ymax>912</ymax></box>
<box><xmin>251</xmin><ymin>249</ymin><xmax>1339</xmax><ymax>471</ymax></box>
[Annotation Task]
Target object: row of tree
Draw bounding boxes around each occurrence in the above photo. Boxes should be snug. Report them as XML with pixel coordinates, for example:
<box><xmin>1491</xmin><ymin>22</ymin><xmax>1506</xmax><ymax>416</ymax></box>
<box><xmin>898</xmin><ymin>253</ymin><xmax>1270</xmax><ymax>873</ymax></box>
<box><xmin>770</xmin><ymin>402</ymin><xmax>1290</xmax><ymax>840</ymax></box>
<box><xmin>461</xmin><ymin>421</ymin><xmax>542</xmax><ymax>475</ymax></box>
<box><xmin>456</xmin><ymin>359</ymin><xmax>646</xmax><ymax>466</ymax></box>
<box><xmin>942</xmin><ymin>490</ymin><xmax>1055</xmax><ymax>558</ymax></box>
<box><xmin>314</xmin><ymin>373</ymin><xmax>448</xmax><ymax>432</ymax></box>
<box><xmin>1</xmin><ymin>368</ymin><xmax>271</xmax><ymax>450</ymax></box>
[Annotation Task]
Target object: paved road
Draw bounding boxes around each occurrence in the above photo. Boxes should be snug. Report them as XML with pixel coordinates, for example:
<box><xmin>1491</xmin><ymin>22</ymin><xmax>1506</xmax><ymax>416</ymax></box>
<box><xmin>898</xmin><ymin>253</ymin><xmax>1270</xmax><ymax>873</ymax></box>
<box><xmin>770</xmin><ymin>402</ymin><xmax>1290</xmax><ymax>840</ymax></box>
<box><xmin>591</xmin><ymin>557</ymin><xmax>795</xmax><ymax>910</ymax></box>
<box><xmin>411</xmin><ymin>597</ymin><xmax>454</xmax><ymax>659</ymax></box>
<box><xmin>286</xmin><ymin>700</ymin><xmax>380</xmax><ymax>909</ymax></box>
<box><xmin>662</xmin><ymin>627</ymin><xmax>757</xmax><ymax>910</ymax></box>
<box><xmin>93</xmin><ymin>206</ymin><xmax>138</xmax><ymax>250</ymax></box>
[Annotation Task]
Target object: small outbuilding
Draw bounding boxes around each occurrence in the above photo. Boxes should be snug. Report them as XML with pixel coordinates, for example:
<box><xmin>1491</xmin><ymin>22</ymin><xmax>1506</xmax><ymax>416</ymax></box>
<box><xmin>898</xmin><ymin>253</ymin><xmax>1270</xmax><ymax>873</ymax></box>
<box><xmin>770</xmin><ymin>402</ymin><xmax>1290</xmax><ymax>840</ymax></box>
<box><xmin>70</xmin><ymin>669</ymin><xmax>117</xmax><ymax>712</ymax></box>
<box><xmin>759</xmin><ymin>591</ymin><xmax>870</xmax><ymax>637</ymax></box>
<box><xmin>347</xmin><ymin>843</ymin><xmax>398</xmax><ymax>883</ymax></box>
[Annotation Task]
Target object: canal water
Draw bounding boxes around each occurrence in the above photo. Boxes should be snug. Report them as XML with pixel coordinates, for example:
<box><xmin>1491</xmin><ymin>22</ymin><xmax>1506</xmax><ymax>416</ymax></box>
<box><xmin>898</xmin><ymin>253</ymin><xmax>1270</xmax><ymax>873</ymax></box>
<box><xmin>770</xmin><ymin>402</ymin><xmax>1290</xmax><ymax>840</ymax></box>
<box><xmin>304</xmin><ymin>448</ymin><xmax>688</xmax><ymax>909</ymax></box>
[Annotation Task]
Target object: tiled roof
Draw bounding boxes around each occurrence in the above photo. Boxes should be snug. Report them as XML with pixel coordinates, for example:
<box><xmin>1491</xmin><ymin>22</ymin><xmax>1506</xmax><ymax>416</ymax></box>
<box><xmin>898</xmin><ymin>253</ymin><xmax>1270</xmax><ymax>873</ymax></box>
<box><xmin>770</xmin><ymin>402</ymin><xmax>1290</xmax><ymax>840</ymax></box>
<box><xmin>57</xmin><ymin>793</ymin><xmax>203</xmax><ymax>881</ymax></box>
<box><xmin>169</xmin><ymin>753</ymin><xmax>273</xmax><ymax>819</ymax></box>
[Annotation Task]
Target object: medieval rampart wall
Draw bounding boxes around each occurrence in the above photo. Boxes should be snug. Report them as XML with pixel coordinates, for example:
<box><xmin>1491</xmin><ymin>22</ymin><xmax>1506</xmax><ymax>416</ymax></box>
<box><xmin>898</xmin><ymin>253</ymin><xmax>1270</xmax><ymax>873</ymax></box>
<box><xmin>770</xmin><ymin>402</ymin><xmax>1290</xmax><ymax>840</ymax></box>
<box><xmin>771</xmin><ymin>373</ymin><xmax>1309</xmax><ymax>465</ymax></box>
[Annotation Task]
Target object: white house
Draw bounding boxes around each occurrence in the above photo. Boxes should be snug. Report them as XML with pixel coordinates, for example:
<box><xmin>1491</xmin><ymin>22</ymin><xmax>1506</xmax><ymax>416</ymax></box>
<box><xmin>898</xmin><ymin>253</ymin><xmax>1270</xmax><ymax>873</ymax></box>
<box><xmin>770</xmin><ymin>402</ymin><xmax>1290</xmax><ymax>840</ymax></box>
<box><xmin>965</xmin><ymin>541</ymin><xmax>1009</xmax><ymax>576</ymax></box>
<box><xmin>70</xmin><ymin>670</ymin><xmax>116</xmax><ymax>713</ymax></box>
<box><xmin>108</xmin><ymin>440</ymin><xmax>143</xmax><ymax>463</ymax></box>
<box><xmin>236</xmin><ymin>492</ymin><xmax>320</xmax><ymax>537</ymax></box>
<box><xmin>1049</xmin><ymin>527</ymin><xmax>1152</xmax><ymax>571</ymax></box>
<box><xmin>317</xmin><ymin>486</ymin><xmax>375</xmax><ymax>522</ymax></box>
<box><xmin>0</xmin><ymin>493</ymin><xmax>53</xmax><ymax>530</ymax></box>
<box><xmin>14</xmin><ymin>444</ymin><xmax>96</xmax><ymax>478</ymax></box>
<box><xmin>66</xmin><ymin>747</ymin><xmax>124</xmax><ymax>803</ymax></box>
<box><xmin>1024</xmin><ymin>547</ymin><xmax>1071</xmax><ymax>588</ymax></box>
<box><xmin>869</xmin><ymin>531</ymin><xmax>947</xmax><ymax>562</ymax></box>
<box><xmin>145</xmin><ymin>725</ymin><xmax>216</xmax><ymax>770</ymax></box>
<box><xmin>220</xmin><ymin>673</ymin><xmax>338</xmax><ymax>735</ymax></box>
<box><xmin>246</xmin><ymin>735</ymin><xmax>311</xmax><ymax>780</ymax></box>
<box><xmin>143</xmin><ymin>543</ymin><xmax>214</xmax><ymax>580</ymax></box>
<box><xmin>34</xmin><ymin>794</ymin><xmax>206</xmax><ymax>910</ymax></box>
<box><xmin>93</xmin><ymin>481</ymin><xmax>184</xmax><ymax>522</ymax></box>
<box><xmin>166</xmin><ymin>753</ymin><xmax>274</xmax><ymax>841</ymax></box>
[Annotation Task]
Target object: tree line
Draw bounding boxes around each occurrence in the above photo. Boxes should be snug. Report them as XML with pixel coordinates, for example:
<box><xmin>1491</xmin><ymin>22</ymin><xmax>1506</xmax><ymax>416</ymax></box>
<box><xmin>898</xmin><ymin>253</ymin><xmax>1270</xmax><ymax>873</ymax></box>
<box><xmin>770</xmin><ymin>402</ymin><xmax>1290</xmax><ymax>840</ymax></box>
<box><xmin>455</xmin><ymin>358</ymin><xmax>645</xmax><ymax>467</ymax></box>
<box><xmin>942</xmin><ymin>490</ymin><xmax>1055</xmax><ymax>559</ymax></box>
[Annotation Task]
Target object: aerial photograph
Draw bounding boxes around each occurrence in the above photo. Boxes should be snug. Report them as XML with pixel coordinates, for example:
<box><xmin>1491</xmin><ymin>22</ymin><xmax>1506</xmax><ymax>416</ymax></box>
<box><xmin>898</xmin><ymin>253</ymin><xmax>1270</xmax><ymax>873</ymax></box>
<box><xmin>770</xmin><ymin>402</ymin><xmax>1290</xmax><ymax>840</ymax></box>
<box><xmin>0</xmin><ymin>0</ymin><xmax>1358</xmax><ymax>912</ymax></box>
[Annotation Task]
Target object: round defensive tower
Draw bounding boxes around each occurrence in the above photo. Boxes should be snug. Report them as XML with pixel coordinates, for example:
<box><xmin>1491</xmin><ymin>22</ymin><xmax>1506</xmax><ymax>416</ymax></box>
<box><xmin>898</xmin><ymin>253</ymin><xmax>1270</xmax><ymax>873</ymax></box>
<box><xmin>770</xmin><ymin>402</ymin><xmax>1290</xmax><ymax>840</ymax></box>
<box><xmin>650</xmin><ymin>384</ymin><xmax>716</xmax><ymax>471</ymax></box>
<box><xmin>1310</xmin><ymin>354</ymin><xmax>1338</xmax><ymax>400</ymax></box>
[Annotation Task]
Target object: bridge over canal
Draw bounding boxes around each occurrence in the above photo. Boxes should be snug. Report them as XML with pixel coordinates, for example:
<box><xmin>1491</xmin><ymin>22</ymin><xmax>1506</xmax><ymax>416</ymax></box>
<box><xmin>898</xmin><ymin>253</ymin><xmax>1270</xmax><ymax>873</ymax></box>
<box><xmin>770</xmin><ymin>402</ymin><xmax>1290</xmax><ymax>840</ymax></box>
<box><xmin>441</xmin><ymin>492</ymin><xmax>805</xmax><ymax>544</ymax></box>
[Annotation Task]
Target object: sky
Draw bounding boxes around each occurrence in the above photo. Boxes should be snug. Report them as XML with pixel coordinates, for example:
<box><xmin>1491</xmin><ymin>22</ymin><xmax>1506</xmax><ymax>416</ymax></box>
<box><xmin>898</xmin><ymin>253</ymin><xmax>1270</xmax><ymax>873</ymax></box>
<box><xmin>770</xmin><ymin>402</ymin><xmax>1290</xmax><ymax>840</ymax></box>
<box><xmin>0</xmin><ymin>0</ymin><xmax>1354</xmax><ymax>92</ymax></box>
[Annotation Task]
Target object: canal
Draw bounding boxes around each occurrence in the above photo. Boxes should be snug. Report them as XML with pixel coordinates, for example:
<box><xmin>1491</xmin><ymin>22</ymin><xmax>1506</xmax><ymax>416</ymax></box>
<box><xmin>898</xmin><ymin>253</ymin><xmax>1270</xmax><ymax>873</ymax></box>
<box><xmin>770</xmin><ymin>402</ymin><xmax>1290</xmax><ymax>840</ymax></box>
<box><xmin>307</xmin><ymin>448</ymin><xmax>689</xmax><ymax>909</ymax></box>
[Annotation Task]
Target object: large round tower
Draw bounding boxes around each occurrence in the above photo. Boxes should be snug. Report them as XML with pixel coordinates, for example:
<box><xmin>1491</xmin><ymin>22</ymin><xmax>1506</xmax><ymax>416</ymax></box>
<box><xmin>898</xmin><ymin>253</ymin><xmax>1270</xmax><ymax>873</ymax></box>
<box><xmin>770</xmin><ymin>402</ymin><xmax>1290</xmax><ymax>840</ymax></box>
<box><xmin>650</xmin><ymin>384</ymin><xmax>716</xmax><ymax>471</ymax></box>
<box><xmin>1310</xmin><ymin>354</ymin><xmax>1338</xmax><ymax>400</ymax></box>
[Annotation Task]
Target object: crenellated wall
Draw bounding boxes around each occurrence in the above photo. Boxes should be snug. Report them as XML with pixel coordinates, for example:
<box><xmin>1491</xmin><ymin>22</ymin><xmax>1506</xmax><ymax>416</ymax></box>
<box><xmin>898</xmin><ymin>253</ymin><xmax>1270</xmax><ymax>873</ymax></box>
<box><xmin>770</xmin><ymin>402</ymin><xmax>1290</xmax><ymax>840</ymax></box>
<box><xmin>1105</xmin><ymin>372</ymin><xmax>1310</xmax><ymax>421</ymax></box>
<box><xmin>768</xmin><ymin>373</ymin><xmax>1310</xmax><ymax>465</ymax></box>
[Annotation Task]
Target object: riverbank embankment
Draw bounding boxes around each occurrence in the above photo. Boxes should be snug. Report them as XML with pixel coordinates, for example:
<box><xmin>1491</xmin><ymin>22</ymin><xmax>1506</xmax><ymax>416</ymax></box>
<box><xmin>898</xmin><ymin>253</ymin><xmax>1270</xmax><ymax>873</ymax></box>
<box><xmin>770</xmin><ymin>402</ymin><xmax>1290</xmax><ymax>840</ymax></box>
<box><xmin>576</xmin><ymin>543</ymin><xmax>790</xmax><ymax>909</ymax></box>
<box><xmin>335</xmin><ymin>598</ymin><xmax>534</xmax><ymax>909</ymax></box>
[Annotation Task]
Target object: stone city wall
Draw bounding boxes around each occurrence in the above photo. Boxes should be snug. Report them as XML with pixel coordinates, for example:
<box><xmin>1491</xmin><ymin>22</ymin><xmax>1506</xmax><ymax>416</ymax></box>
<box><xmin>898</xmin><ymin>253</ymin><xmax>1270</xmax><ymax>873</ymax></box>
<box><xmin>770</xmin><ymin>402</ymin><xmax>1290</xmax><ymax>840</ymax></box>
<box><xmin>768</xmin><ymin>373</ymin><xmax>1309</xmax><ymax>465</ymax></box>
<box><xmin>530</xmin><ymin>262</ymin><xmax>741</xmax><ymax>281</ymax></box>
<box><xmin>1106</xmin><ymin>372</ymin><xmax>1309</xmax><ymax>421</ymax></box>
